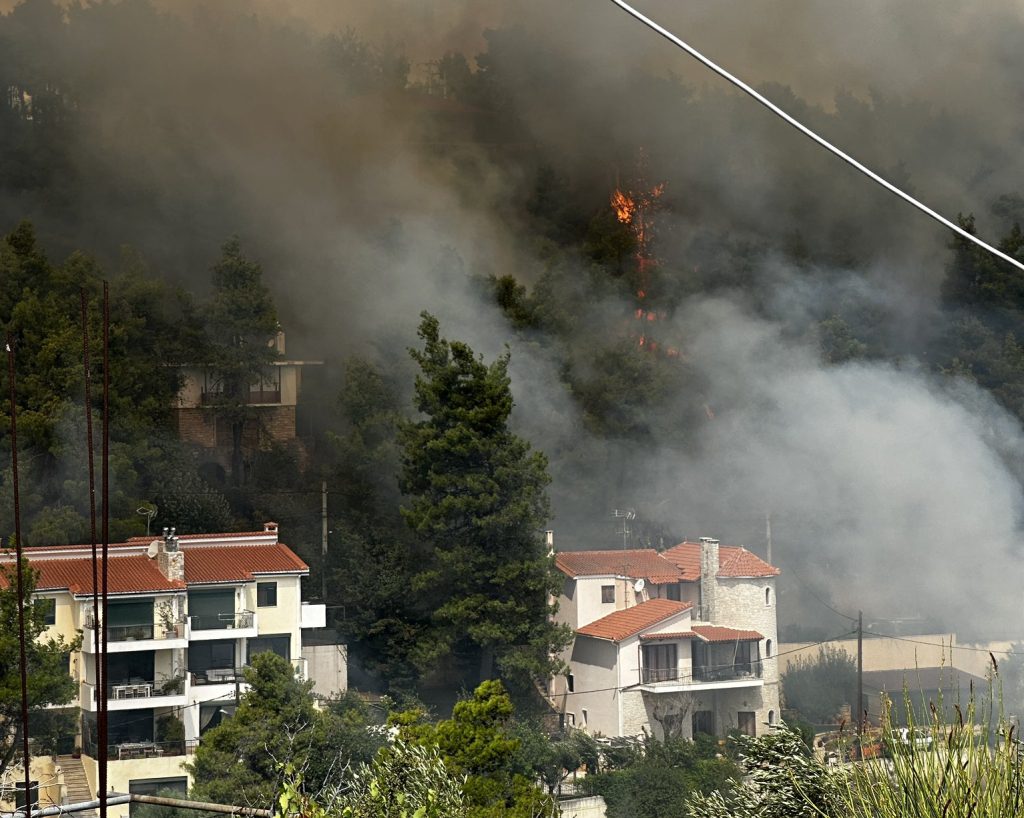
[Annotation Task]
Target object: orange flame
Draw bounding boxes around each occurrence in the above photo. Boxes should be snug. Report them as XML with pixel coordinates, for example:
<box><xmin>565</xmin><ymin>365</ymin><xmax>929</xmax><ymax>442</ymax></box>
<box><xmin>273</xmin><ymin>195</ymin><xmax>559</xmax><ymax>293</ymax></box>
<box><xmin>611</xmin><ymin>188</ymin><xmax>636</xmax><ymax>225</ymax></box>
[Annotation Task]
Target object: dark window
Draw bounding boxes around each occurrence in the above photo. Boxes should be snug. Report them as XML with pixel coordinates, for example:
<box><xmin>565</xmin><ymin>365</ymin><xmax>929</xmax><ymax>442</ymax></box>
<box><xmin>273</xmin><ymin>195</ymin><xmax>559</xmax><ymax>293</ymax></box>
<box><xmin>108</xmin><ymin>651</ymin><xmax>155</xmax><ymax>687</ymax></box>
<box><xmin>738</xmin><ymin>711</ymin><xmax>757</xmax><ymax>736</ymax></box>
<box><xmin>109</xmin><ymin>709</ymin><xmax>155</xmax><ymax>746</ymax></box>
<box><xmin>108</xmin><ymin>599</ymin><xmax>154</xmax><ymax>640</ymax></box>
<box><xmin>601</xmin><ymin>585</ymin><xmax>615</xmax><ymax>604</ymax></box>
<box><xmin>247</xmin><ymin>634</ymin><xmax>290</xmax><ymax>663</ymax></box>
<box><xmin>692</xmin><ymin>710</ymin><xmax>714</xmax><ymax>736</ymax></box>
<box><xmin>257</xmin><ymin>582</ymin><xmax>277</xmax><ymax>607</ymax></box>
<box><xmin>188</xmin><ymin>589</ymin><xmax>235</xmax><ymax>630</ymax></box>
<box><xmin>567</xmin><ymin>673</ymin><xmax>574</xmax><ymax>693</ymax></box>
<box><xmin>665</xmin><ymin>584</ymin><xmax>681</xmax><ymax>602</ymax></box>
<box><xmin>765</xmin><ymin>639</ymin><xmax>773</xmax><ymax>658</ymax></box>
<box><xmin>37</xmin><ymin>597</ymin><xmax>56</xmax><ymax>626</ymax></box>
<box><xmin>766</xmin><ymin>587</ymin><xmax>771</xmax><ymax>606</ymax></box>
<box><xmin>129</xmin><ymin>777</ymin><xmax>187</xmax><ymax>818</ymax></box>
<box><xmin>188</xmin><ymin>640</ymin><xmax>236</xmax><ymax>678</ymax></box>
<box><xmin>199</xmin><ymin>703</ymin><xmax>237</xmax><ymax>735</ymax></box>
<box><xmin>15</xmin><ymin>782</ymin><xmax>39</xmax><ymax>810</ymax></box>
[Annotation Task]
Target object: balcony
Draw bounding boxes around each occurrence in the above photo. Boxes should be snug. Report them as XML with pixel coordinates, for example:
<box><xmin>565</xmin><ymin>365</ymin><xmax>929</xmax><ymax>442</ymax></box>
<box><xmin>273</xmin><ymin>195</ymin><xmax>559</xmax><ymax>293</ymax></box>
<box><xmin>187</xmin><ymin>610</ymin><xmax>257</xmax><ymax>640</ymax></box>
<box><xmin>201</xmin><ymin>391</ymin><xmax>281</xmax><ymax>406</ymax></box>
<box><xmin>81</xmin><ymin>619</ymin><xmax>187</xmax><ymax>654</ymax></box>
<box><xmin>109</xmin><ymin>739</ymin><xmax>199</xmax><ymax>761</ymax></box>
<box><xmin>81</xmin><ymin>676</ymin><xmax>188</xmax><ymax>712</ymax></box>
<box><xmin>637</xmin><ymin>661</ymin><xmax>764</xmax><ymax>692</ymax></box>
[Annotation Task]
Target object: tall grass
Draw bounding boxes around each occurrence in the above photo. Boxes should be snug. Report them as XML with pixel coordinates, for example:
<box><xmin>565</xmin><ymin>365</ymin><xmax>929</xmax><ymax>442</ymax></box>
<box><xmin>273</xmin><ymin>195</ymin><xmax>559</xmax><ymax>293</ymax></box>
<box><xmin>823</xmin><ymin>675</ymin><xmax>1024</xmax><ymax>818</ymax></box>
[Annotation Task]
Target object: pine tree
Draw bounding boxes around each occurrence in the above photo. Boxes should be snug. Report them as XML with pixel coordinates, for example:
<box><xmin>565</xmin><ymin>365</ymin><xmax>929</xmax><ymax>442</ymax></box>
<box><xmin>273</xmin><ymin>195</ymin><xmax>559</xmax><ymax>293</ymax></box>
<box><xmin>399</xmin><ymin>313</ymin><xmax>570</xmax><ymax>693</ymax></box>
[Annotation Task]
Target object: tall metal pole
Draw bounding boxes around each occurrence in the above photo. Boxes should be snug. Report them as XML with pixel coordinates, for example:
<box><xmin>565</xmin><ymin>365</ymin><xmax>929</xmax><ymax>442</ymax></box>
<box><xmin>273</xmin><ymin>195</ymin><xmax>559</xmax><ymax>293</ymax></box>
<box><xmin>765</xmin><ymin>512</ymin><xmax>772</xmax><ymax>565</ymax></box>
<box><xmin>81</xmin><ymin>291</ymin><xmax>102</xmax><ymax>760</ymax></box>
<box><xmin>321</xmin><ymin>481</ymin><xmax>328</xmax><ymax>601</ymax></box>
<box><xmin>857</xmin><ymin>610</ymin><xmax>864</xmax><ymax>760</ymax></box>
<box><xmin>6</xmin><ymin>334</ymin><xmax>32</xmax><ymax>818</ymax></box>
<box><xmin>98</xmin><ymin>283</ymin><xmax>110</xmax><ymax>818</ymax></box>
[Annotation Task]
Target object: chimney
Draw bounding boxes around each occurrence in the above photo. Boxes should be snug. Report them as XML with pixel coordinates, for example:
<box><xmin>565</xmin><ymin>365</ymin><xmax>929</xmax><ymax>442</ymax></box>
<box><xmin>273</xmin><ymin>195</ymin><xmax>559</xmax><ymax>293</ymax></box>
<box><xmin>264</xmin><ymin>521</ymin><xmax>279</xmax><ymax>539</ymax></box>
<box><xmin>156</xmin><ymin>526</ymin><xmax>185</xmax><ymax>583</ymax></box>
<box><xmin>699</xmin><ymin>537</ymin><xmax>719</xmax><ymax>623</ymax></box>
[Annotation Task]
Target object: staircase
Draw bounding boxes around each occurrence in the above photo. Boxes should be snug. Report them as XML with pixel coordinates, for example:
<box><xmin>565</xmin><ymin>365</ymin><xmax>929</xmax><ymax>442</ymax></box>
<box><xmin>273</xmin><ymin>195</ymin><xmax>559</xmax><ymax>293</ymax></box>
<box><xmin>57</xmin><ymin>755</ymin><xmax>96</xmax><ymax>818</ymax></box>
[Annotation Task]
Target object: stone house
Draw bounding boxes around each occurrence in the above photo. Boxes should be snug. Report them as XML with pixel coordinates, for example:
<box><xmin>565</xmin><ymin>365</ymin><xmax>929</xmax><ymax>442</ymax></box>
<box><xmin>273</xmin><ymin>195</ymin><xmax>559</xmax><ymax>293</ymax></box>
<box><xmin>549</xmin><ymin>537</ymin><xmax>781</xmax><ymax>741</ymax></box>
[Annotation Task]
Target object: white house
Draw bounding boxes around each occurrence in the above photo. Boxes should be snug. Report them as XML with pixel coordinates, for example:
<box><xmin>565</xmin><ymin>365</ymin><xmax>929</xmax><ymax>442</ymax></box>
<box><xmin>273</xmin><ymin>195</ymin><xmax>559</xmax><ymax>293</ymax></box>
<box><xmin>0</xmin><ymin>523</ymin><xmax>330</xmax><ymax>817</ymax></box>
<box><xmin>550</xmin><ymin>537</ymin><xmax>780</xmax><ymax>741</ymax></box>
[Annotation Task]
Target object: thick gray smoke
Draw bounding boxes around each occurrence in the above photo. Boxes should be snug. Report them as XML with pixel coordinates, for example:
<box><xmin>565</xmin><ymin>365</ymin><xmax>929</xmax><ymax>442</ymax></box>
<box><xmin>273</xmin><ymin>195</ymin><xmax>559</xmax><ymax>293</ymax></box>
<box><xmin>5</xmin><ymin>0</ymin><xmax>1024</xmax><ymax>638</ymax></box>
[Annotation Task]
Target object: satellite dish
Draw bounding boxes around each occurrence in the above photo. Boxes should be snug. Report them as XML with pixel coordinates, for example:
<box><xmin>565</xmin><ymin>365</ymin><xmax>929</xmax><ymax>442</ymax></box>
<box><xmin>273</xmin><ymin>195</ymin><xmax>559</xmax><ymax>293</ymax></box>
<box><xmin>146</xmin><ymin>542</ymin><xmax>159</xmax><ymax>559</ymax></box>
<box><xmin>634</xmin><ymin>578</ymin><xmax>646</xmax><ymax>594</ymax></box>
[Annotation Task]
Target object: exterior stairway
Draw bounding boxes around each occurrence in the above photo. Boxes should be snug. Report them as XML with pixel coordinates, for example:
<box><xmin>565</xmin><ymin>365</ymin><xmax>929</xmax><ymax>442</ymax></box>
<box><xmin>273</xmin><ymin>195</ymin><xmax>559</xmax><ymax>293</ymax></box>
<box><xmin>57</xmin><ymin>755</ymin><xmax>96</xmax><ymax>818</ymax></box>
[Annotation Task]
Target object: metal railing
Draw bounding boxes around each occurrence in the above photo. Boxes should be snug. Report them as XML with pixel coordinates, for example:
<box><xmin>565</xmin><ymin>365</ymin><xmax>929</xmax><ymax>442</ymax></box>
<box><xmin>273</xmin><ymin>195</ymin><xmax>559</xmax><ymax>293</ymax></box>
<box><xmin>86</xmin><ymin>676</ymin><xmax>187</xmax><ymax>701</ymax></box>
<box><xmin>639</xmin><ymin>661</ymin><xmax>763</xmax><ymax>685</ymax></box>
<box><xmin>191</xmin><ymin>667</ymin><xmax>246</xmax><ymax>685</ymax></box>
<box><xmin>84</xmin><ymin>618</ymin><xmax>185</xmax><ymax>641</ymax></box>
<box><xmin>188</xmin><ymin>610</ymin><xmax>254</xmax><ymax>631</ymax></box>
<box><xmin>692</xmin><ymin>661</ymin><xmax>763</xmax><ymax>682</ymax></box>
<box><xmin>109</xmin><ymin>739</ymin><xmax>199</xmax><ymax>760</ymax></box>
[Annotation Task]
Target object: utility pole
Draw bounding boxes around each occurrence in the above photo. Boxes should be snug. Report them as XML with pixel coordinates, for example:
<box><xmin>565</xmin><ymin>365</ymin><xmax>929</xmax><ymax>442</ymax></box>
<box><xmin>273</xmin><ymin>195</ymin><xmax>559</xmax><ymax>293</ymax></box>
<box><xmin>321</xmin><ymin>481</ymin><xmax>328</xmax><ymax>602</ymax></box>
<box><xmin>857</xmin><ymin>610</ymin><xmax>864</xmax><ymax>760</ymax></box>
<box><xmin>765</xmin><ymin>512</ymin><xmax>772</xmax><ymax>565</ymax></box>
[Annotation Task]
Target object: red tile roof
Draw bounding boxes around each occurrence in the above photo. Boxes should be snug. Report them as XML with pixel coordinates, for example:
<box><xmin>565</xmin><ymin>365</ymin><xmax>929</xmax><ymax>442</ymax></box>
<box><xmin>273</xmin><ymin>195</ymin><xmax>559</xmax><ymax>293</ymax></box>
<box><xmin>555</xmin><ymin>550</ymin><xmax>683</xmax><ymax>584</ymax></box>
<box><xmin>2</xmin><ymin>542</ymin><xmax>308</xmax><ymax>594</ymax></box>
<box><xmin>2</xmin><ymin>555</ymin><xmax>185</xmax><ymax>596</ymax></box>
<box><xmin>661</xmin><ymin>542</ymin><xmax>780</xmax><ymax>580</ymax></box>
<box><xmin>639</xmin><ymin>631</ymin><xmax>698</xmax><ymax>641</ymax></box>
<box><xmin>691</xmin><ymin>625</ymin><xmax>764</xmax><ymax>643</ymax></box>
<box><xmin>576</xmin><ymin>599</ymin><xmax>693</xmax><ymax>642</ymax></box>
<box><xmin>184</xmin><ymin>544</ymin><xmax>308</xmax><ymax>584</ymax></box>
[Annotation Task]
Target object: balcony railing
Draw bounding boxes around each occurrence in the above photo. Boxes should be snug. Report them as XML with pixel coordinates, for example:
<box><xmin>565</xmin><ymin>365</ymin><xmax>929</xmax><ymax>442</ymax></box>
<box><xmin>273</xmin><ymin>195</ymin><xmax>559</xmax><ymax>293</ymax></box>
<box><xmin>109</xmin><ymin>739</ymin><xmax>199</xmax><ymax>760</ymax></box>
<box><xmin>692</xmin><ymin>661</ymin><xmax>763</xmax><ymax>682</ymax></box>
<box><xmin>639</xmin><ymin>662</ymin><xmax>763</xmax><ymax>685</ymax></box>
<box><xmin>188</xmin><ymin>610</ymin><xmax>254</xmax><ymax>631</ymax></box>
<box><xmin>201</xmin><ymin>391</ymin><xmax>281</xmax><ymax>406</ymax></box>
<box><xmin>85</xmin><ymin>618</ymin><xmax>185</xmax><ymax>642</ymax></box>
<box><xmin>191</xmin><ymin>667</ymin><xmax>246</xmax><ymax>685</ymax></box>
<box><xmin>86</xmin><ymin>676</ymin><xmax>187</xmax><ymax>701</ymax></box>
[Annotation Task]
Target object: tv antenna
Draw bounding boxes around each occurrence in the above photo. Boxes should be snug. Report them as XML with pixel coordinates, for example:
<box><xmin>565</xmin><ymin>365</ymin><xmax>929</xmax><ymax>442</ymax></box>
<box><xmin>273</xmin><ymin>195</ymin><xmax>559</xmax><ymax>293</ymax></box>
<box><xmin>612</xmin><ymin>508</ymin><xmax>637</xmax><ymax>549</ymax></box>
<box><xmin>136</xmin><ymin>504</ymin><xmax>157</xmax><ymax>536</ymax></box>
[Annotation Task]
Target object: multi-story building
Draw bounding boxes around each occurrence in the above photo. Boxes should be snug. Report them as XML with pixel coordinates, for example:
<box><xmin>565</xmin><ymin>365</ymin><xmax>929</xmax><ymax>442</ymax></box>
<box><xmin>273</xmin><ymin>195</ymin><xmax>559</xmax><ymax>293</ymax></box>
<box><xmin>0</xmin><ymin>523</ymin><xmax>327</xmax><ymax>817</ymax></box>
<box><xmin>549</xmin><ymin>537</ymin><xmax>780</xmax><ymax>741</ymax></box>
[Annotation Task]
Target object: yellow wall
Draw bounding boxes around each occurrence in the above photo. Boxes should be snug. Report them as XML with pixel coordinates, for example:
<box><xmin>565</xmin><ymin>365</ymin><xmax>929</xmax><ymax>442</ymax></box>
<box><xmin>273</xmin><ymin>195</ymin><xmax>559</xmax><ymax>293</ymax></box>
<box><xmin>243</xmin><ymin>576</ymin><xmax>303</xmax><ymax>660</ymax></box>
<box><xmin>0</xmin><ymin>757</ymin><xmax>61</xmax><ymax>812</ymax></box>
<box><xmin>82</xmin><ymin>755</ymin><xmax>192</xmax><ymax>818</ymax></box>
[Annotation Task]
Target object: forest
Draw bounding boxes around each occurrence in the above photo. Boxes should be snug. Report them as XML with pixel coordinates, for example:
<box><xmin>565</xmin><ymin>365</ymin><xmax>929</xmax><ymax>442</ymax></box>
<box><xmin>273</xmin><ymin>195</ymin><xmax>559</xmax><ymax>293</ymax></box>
<box><xmin>3</xmin><ymin>0</ymin><xmax>1024</xmax><ymax>696</ymax></box>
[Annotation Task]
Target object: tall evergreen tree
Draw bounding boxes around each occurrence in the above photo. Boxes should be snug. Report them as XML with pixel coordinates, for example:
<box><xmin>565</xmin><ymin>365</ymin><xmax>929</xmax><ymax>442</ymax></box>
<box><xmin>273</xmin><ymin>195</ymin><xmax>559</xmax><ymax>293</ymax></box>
<box><xmin>399</xmin><ymin>313</ymin><xmax>570</xmax><ymax>693</ymax></box>
<box><xmin>202</xmin><ymin>237</ymin><xmax>279</xmax><ymax>486</ymax></box>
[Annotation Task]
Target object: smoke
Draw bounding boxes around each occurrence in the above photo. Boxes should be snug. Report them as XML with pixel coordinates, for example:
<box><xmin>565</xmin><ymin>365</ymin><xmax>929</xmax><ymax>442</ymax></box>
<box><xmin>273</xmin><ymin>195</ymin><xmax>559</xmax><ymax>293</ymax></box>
<box><xmin>5</xmin><ymin>0</ymin><xmax>1024</xmax><ymax>637</ymax></box>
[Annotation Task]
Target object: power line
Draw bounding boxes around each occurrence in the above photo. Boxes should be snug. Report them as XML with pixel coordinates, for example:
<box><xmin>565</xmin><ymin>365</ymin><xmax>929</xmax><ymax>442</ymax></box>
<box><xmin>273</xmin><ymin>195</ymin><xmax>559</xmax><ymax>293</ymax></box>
<box><xmin>785</xmin><ymin>565</ymin><xmax>858</xmax><ymax>623</ymax></box>
<box><xmin>607</xmin><ymin>0</ymin><xmax>1024</xmax><ymax>274</ymax></box>
<box><xmin>864</xmin><ymin>632</ymin><xmax>1017</xmax><ymax>657</ymax></box>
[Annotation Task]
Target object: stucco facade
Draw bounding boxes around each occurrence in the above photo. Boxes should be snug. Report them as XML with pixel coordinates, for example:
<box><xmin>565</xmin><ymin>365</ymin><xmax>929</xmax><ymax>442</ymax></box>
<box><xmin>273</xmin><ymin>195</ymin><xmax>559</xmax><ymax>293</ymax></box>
<box><xmin>552</xmin><ymin>538</ymin><xmax>781</xmax><ymax>741</ymax></box>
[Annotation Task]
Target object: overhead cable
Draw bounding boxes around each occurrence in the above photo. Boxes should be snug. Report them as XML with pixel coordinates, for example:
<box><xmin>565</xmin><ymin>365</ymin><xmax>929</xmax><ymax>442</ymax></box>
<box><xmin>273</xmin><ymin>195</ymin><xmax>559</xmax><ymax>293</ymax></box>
<box><xmin>607</xmin><ymin>0</ymin><xmax>1024</xmax><ymax>273</ymax></box>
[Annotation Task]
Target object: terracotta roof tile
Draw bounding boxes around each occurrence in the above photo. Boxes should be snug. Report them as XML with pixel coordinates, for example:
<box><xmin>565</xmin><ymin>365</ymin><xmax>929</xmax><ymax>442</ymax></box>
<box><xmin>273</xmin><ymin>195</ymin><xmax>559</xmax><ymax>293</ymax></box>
<box><xmin>639</xmin><ymin>631</ymin><xmax>697</xmax><ymax>641</ymax></box>
<box><xmin>184</xmin><ymin>544</ymin><xmax>308</xmax><ymax>584</ymax></box>
<box><xmin>576</xmin><ymin>599</ymin><xmax>693</xmax><ymax>642</ymax></box>
<box><xmin>2</xmin><ymin>555</ymin><xmax>185</xmax><ymax>596</ymax></box>
<box><xmin>691</xmin><ymin>625</ymin><xmax>763</xmax><ymax>643</ymax></box>
<box><xmin>555</xmin><ymin>550</ymin><xmax>683</xmax><ymax>583</ymax></box>
<box><xmin>661</xmin><ymin>542</ymin><xmax>780</xmax><ymax>580</ymax></box>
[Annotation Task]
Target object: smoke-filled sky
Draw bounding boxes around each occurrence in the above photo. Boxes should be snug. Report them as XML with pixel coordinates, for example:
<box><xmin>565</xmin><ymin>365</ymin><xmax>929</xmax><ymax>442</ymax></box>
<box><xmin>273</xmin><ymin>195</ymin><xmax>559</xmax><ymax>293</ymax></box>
<box><xmin>4</xmin><ymin>0</ymin><xmax>1024</xmax><ymax>638</ymax></box>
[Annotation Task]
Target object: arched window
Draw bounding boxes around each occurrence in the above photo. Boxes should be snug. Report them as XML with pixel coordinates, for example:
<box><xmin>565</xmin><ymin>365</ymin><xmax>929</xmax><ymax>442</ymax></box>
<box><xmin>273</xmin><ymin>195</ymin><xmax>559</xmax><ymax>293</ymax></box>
<box><xmin>765</xmin><ymin>639</ymin><xmax>773</xmax><ymax>658</ymax></box>
<box><xmin>768</xmin><ymin>710</ymin><xmax>775</xmax><ymax>725</ymax></box>
<box><xmin>765</xmin><ymin>587</ymin><xmax>771</xmax><ymax>606</ymax></box>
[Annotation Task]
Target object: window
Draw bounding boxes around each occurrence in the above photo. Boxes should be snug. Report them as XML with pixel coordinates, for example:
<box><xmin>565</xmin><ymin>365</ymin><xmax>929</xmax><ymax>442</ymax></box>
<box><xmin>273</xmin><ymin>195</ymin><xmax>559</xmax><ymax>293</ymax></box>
<box><xmin>567</xmin><ymin>673</ymin><xmax>574</xmax><ymax>693</ymax></box>
<box><xmin>257</xmin><ymin>581</ymin><xmax>278</xmax><ymax>607</ymax></box>
<box><xmin>766</xmin><ymin>587</ymin><xmax>771</xmax><ymax>606</ymax></box>
<box><xmin>765</xmin><ymin>639</ymin><xmax>773</xmax><ymax>658</ymax></box>
<box><xmin>641</xmin><ymin>643</ymin><xmax>678</xmax><ymax>683</ymax></box>
<box><xmin>129</xmin><ymin>777</ymin><xmax>187</xmax><ymax>817</ymax></box>
<box><xmin>768</xmin><ymin>710</ymin><xmax>776</xmax><ymax>726</ymax></box>
<box><xmin>601</xmin><ymin>585</ymin><xmax>615</xmax><ymax>604</ymax></box>
<box><xmin>36</xmin><ymin>597</ymin><xmax>56</xmax><ymax>626</ymax></box>
<box><xmin>199</xmin><ymin>703</ymin><xmax>237</xmax><ymax>735</ymax></box>
<box><xmin>566</xmin><ymin>713</ymin><xmax>575</xmax><ymax>727</ymax></box>
<box><xmin>738</xmin><ymin>711</ymin><xmax>757</xmax><ymax>736</ymax></box>
<box><xmin>15</xmin><ymin>782</ymin><xmax>39</xmax><ymax>810</ymax></box>
<box><xmin>665</xmin><ymin>583</ymin><xmax>681</xmax><ymax>601</ymax></box>
<box><xmin>692</xmin><ymin>710</ymin><xmax>714</xmax><ymax>736</ymax></box>
<box><xmin>108</xmin><ymin>599</ymin><xmax>154</xmax><ymax>640</ymax></box>
<box><xmin>189</xmin><ymin>640</ymin><xmax>236</xmax><ymax>678</ymax></box>
<box><xmin>247</xmin><ymin>633</ymin><xmax>291</xmax><ymax>663</ymax></box>
<box><xmin>581</xmin><ymin>708</ymin><xmax>588</xmax><ymax>726</ymax></box>
<box><xmin>188</xmin><ymin>589</ymin><xmax>236</xmax><ymax>629</ymax></box>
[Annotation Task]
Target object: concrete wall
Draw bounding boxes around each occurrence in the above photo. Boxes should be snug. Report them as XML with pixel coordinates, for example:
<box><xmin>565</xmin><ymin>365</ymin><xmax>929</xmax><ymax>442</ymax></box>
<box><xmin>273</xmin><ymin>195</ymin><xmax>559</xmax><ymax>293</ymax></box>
<box><xmin>780</xmin><ymin>633</ymin><xmax>971</xmax><ymax>676</ymax></box>
<box><xmin>715</xmin><ymin>577</ymin><xmax>779</xmax><ymax>684</ymax></box>
<box><xmin>0</xmin><ymin>757</ymin><xmax>62</xmax><ymax>812</ymax></box>
<box><xmin>564</xmin><ymin>637</ymin><xmax>619</xmax><ymax>737</ymax></box>
<box><xmin>559</xmin><ymin>795</ymin><xmax>607</xmax><ymax>818</ymax></box>
<box><xmin>301</xmin><ymin>643</ymin><xmax>348</xmax><ymax>698</ymax></box>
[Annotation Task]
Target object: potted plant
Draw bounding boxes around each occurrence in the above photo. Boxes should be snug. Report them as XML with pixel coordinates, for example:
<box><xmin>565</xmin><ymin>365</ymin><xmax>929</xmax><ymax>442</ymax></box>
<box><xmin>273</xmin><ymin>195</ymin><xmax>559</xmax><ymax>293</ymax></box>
<box><xmin>157</xmin><ymin>601</ymin><xmax>179</xmax><ymax>638</ymax></box>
